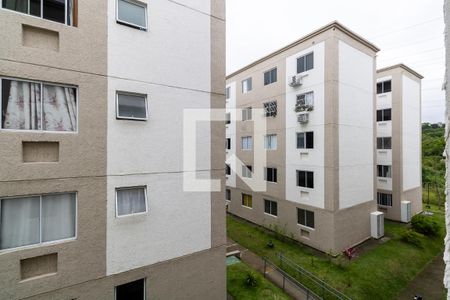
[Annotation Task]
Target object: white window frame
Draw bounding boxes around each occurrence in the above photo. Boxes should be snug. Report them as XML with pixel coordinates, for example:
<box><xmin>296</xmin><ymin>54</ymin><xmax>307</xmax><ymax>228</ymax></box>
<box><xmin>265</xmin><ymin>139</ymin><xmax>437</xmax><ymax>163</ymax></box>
<box><xmin>241</xmin><ymin>136</ymin><xmax>253</xmax><ymax>150</ymax></box>
<box><xmin>115</xmin><ymin>186</ymin><xmax>148</xmax><ymax>218</ymax></box>
<box><xmin>0</xmin><ymin>192</ymin><xmax>78</xmax><ymax>252</ymax></box>
<box><xmin>242</xmin><ymin>107</ymin><xmax>252</xmax><ymax>121</ymax></box>
<box><xmin>264</xmin><ymin>167</ymin><xmax>277</xmax><ymax>183</ymax></box>
<box><xmin>377</xmin><ymin>193</ymin><xmax>393</xmax><ymax>207</ymax></box>
<box><xmin>241</xmin><ymin>78</ymin><xmax>252</xmax><ymax>94</ymax></box>
<box><xmin>241</xmin><ymin>193</ymin><xmax>252</xmax><ymax>209</ymax></box>
<box><xmin>115</xmin><ymin>278</ymin><xmax>146</xmax><ymax>300</ymax></box>
<box><xmin>116</xmin><ymin>91</ymin><xmax>148</xmax><ymax>121</ymax></box>
<box><xmin>264</xmin><ymin>67</ymin><xmax>277</xmax><ymax>85</ymax></box>
<box><xmin>264</xmin><ymin>134</ymin><xmax>277</xmax><ymax>150</ymax></box>
<box><xmin>377</xmin><ymin>165</ymin><xmax>392</xmax><ymax>178</ymax></box>
<box><xmin>242</xmin><ymin>165</ymin><xmax>252</xmax><ymax>178</ymax></box>
<box><xmin>116</xmin><ymin>0</ymin><xmax>148</xmax><ymax>30</ymax></box>
<box><xmin>264</xmin><ymin>199</ymin><xmax>277</xmax><ymax>217</ymax></box>
<box><xmin>0</xmin><ymin>77</ymin><xmax>79</xmax><ymax>134</ymax></box>
<box><xmin>296</xmin><ymin>52</ymin><xmax>314</xmax><ymax>74</ymax></box>
<box><xmin>297</xmin><ymin>208</ymin><xmax>315</xmax><ymax>229</ymax></box>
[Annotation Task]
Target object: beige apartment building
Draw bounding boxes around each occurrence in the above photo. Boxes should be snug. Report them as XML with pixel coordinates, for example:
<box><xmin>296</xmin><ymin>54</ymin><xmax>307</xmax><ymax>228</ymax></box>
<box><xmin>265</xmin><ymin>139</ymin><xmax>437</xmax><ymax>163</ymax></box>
<box><xmin>376</xmin><ymin>64</ymin><xmax>423</xmax><ymax>222</ymax></box>
<box><xmin>0</xmin><ymin>1</ymin><xmax>225</xmax><ymax>299</ymax></box>
<box><xmin>226</xmin><ymin>22</ymin><xmax>382</xmax><ymax>254</ymax></box>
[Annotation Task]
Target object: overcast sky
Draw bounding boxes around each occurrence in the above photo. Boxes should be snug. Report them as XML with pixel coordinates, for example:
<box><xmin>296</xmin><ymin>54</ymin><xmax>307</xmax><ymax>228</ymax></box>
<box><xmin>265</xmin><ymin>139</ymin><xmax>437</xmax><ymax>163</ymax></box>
<box><xmin>226</xmin><ymin>0</ymin><xmax>445</xmax><ymax>123</ymax></box>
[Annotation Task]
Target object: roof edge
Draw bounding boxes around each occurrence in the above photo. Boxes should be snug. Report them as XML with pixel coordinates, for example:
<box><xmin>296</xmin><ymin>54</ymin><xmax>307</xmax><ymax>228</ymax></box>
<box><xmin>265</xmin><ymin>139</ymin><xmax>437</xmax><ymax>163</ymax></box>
<box><xmin>377</xmin><ymin>63</ymin><xmax>424</xmax><ymax>79</ymax></box>
<box><xmin>226</xmin><ymin>21</ymin><xmax>380</xmax><ymax>80</ymax></box>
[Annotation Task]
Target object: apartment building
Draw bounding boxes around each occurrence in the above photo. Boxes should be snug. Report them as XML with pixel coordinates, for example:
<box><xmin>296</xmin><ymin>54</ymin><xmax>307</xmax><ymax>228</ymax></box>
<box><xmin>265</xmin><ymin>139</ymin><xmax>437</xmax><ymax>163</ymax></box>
<box><xmin>226</xmin><ymin>22</ymin><xmax>381</xmax><ymax>254</ymax></box>
<box><xmin>0</xmin><ymin>1</ymin><xmax>225</xmax><ymax>299</ymax></box>
<box><xmin>376</xmin><ymin>64</ymin><xmax>423</xmax><ymax>222</ymax></box>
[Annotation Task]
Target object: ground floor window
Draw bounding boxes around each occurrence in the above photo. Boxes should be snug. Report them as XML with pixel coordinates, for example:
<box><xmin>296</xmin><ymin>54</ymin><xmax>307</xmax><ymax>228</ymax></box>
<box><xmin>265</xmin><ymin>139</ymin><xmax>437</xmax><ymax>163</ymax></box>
<box><xmin>242</xmin><ymin>193</ymin><xmax>252</xmax><ymax>208</ymax></box>
<box><xmin>297</xmin><ymin>208</ymin><xmax>314</xmax><ymax>228</ymax></box>
<box><xmin>264</xmin><ymin>199</ymin><xmax>277</xmax><ymax>216</ymax></box>
<box><xmin>377</xmin><ymin>192</ymin><xmax>392</xmax><ymax>206</ymax></box>
<box><xmin>115</xmin><ymin>278</ymin><xmax>145</xmax><ymax>300</ymax></box>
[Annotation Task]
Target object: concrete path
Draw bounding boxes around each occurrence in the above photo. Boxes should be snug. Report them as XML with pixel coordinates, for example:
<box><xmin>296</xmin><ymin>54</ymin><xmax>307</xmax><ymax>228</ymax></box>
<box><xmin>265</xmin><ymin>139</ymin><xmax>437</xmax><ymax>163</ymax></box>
<box><xmin>227</xmin><ymin>238</ymin><xmax>311</xmax><ymax>300</ymax></box>
<box><xmin>397</xmin><ymin>254</ymin><xmax>446</xmax><ymax>300</ymax></box>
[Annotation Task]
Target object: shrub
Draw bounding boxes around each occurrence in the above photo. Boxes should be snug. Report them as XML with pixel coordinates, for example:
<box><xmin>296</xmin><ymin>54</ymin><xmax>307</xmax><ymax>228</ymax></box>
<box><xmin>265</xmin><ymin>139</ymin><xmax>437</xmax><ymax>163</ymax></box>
<box><xmin>400</xmin><ymin>229</ymin><xmax>424</xmax><ymax>248</ymax></box>
<box><xmin>411</xmin><ymin>214</ymin><xmax>440</xmax><ymax>237</ymax></box>
<box><xmin>244</xmin><ymin>271</ymin><xmax>259</xmax><ymax>288</ymax></box>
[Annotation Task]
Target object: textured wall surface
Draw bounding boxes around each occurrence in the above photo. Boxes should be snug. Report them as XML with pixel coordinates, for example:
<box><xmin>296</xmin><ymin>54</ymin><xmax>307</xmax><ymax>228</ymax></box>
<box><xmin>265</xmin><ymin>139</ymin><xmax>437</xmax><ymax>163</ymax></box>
<box><xmin>444</xmin><ymin>0</ymin><xmax>450</xmax><ymax>294</ymax></box>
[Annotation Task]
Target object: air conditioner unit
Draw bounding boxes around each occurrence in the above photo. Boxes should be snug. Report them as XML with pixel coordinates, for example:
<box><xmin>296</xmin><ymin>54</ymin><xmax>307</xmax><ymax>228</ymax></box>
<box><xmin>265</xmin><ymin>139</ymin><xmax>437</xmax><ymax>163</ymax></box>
<box><xmin>371</xmin><ymin>212</ymin><xmax>384</xmax><ymax>239</ymax></box>
<box><xmin>297</xmin><ymin>113</ymin><xmax>309</xmax><ymax>124</ymax></box>
<box><xmin>401</xmin><ymin>201</ymin><xmax>412</xmax><ymax>223</ymax></box>
<box><xmin>289</xmin><ymin>75</ymin><xmax>302</xmax><ymax>87</ymax></box>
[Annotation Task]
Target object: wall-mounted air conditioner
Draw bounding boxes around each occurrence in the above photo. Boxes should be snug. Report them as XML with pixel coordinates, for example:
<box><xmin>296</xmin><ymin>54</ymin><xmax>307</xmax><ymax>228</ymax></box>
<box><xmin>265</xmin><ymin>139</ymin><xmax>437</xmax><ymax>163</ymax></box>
<box><xmin>297</xmin><ymin>113</ymin><xmax>309</xmax><ymax>124</ymax></box>
<box><xmin>401</xmin><ymin>201</ymin><xmax>412</xmax><ymax>223</ymax></box>
<box><xmin>370</xmin><ymin>212</ymin><xmax>384</xmax><ymax>239</ymax></box>
<box><xmin>289</xmin><ymin>75</ymin><xmax>302</xmax><ymax>87</ymax></box>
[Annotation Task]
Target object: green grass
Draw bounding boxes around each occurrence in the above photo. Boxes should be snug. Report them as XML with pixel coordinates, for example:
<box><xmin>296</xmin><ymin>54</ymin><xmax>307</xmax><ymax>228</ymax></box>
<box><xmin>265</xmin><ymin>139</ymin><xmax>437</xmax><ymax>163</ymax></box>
<box><xmin>227</xmin><ymin>261</ymin><xmax>292</xmax><ymax>300</ymax></box>
<box><xmin>227</xmin><ymin>208</ymin><xmax>445</xmax><ymax>300</ymax></box>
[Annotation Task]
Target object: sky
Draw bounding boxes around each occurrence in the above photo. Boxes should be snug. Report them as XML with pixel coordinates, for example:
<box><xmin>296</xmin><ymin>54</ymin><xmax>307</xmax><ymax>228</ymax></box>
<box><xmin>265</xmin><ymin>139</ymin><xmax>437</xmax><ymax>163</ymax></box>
<box><xmin>226</xmin><ymin>0</ymin><xmax>445</xmax><ymax>123</ymax></box>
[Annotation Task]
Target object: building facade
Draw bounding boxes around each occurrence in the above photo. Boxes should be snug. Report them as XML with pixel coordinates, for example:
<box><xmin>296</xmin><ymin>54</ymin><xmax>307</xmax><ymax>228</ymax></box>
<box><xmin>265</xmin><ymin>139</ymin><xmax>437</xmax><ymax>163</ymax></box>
<box><xmin>226</xmin><ymin>22</ymin><xmax>381</xmax><ymax>254</ymax></box>
<box><xmin>0</xmin><ymin>0</ymin><xmax>225</xmax><ymax>299</ymax></box>
<box><xmin>376</xmin><ymin>64</ymin><xmax>423</xmax><ymax>222</ymax></box>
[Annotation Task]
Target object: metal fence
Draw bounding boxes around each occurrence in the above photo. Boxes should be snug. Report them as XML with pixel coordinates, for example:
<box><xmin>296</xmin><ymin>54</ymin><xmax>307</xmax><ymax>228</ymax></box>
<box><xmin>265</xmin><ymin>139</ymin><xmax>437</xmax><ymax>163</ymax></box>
<box><xmin>277</xmin><ymin>253</ymin><xmax>352</xmax><ymax>300</ymax></box>
<box><xmin>263</xmin><ymin>257</ymin><xmax>321</xmax><ymax>300</ymax></box>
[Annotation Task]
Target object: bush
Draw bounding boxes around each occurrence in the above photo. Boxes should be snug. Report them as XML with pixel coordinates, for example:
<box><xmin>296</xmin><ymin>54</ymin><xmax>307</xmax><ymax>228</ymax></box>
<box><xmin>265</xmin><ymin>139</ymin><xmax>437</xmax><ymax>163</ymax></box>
<box><xmin>411</xmin><ymin>214</ymin><xmax>440</xmax><ymax>237</ymax></box>
<box><xmin>400</xmin><ymin>229</ymin><xmax>424</xmax><ymax>248</ymax></box>
<box><xmin>244</xmin><ymin>271</ymin><xmax>259</xmax><ymax>288</ymax></box>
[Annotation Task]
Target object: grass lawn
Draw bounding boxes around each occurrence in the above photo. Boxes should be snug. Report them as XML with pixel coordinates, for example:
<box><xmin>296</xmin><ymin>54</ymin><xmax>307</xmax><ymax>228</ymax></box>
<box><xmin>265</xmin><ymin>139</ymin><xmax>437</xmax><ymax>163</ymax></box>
<box><xmin>227</xmin><ymin>206</ymin><xmax>445</xmax><ymax>300</ymax></box>
<box><xmin>227</xmin><ymin>261</ymin><xmax>292</xmax><ymax>300</ymax></box>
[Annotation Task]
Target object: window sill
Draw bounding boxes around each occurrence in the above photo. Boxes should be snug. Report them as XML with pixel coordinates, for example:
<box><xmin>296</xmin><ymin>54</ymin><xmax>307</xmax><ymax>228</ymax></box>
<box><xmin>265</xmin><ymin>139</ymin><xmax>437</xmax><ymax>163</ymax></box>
<box><xmin>264</xmin><ymin>212</ymin><xmax>277</xmax><ymax>218</ymax></box>
<box><xmin>242</xmin><ymin>205</ymin><xmax>253</xmax><ymax>210</ymax></box>
<box><xmin>0</xmin><ymin>238</ymin><xmax>76</xmax><ymax>255</ymax></box>
<box><xmin>116</xmin><ymin>211</ymin><xmax>148</xmax><ymax>219</ymax></box>
<box><xmin>116</xmin><ymin>20</ymin><xmax>148</xmax><ymax>31</ymax></box>
<box><xmin>297</xmin><ymin>224</ymin><xmax>315</xmax><ymax>231</ymax></box>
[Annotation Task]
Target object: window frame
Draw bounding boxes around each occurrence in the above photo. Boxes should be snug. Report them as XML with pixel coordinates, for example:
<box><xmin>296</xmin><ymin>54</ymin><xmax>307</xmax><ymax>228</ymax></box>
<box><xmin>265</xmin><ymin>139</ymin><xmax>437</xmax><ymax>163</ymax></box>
<box><xmin>242</xmin><ymin>107</ymin><xmax>252</xmax><ymax>121</ymax></box>
<box><xmin>242</xmin><ymin>165</ymin><xmax>253</xmax><ymax>178</ymax></box>
<box><xmin>377</xmin><ymin>165</ymin><xmax>392</xmax><ymax>178</ymax></box>
<box><xmin>115</xmin><ymin>186</ymin><xmax>148</xmax><ymax>218</ymax></box>
<box><xmin>225</xmin><ymin>164</ymin><xmax>231</xmax><ymax>176</ymax></box>
<box><xmin>116</xmin><ymin>0</ymin><xmax>148</xmax><ymax>30</ymax></box>
<box><xmin>297</xmin><ymin>131</ymin><xmax>314</xmax><ymax>149</ymax></box>
<box><xmin>225</xmin><ymin>189</ymin><xmax>231</xmax><ymax>201</ymax></box>
<box><xmin>377</xmin><ymin>192</ymin><xmax>393</xmax><ymax>207</ymax></box>
<box><xmin>0</xmin><ymin>192</ymin><xmax>78</xmax><ymax>252</ymax></box>
<box><xmin>377</xmin><ymin>80</ymin><xmax>392</xmax><ymax>94</ymax></box>
<box><xmin>226</xmin><ymin>87</ymin><xmax>231</xmax><ymax>99</ymax></box>
<box><xmin>296</xmin><ymin>52</ymin><xmax>314</xmax><ymax>74</ymax></box>
<box><xmin>0</xmin><ymin>0</ymin><xmax>75</xmax><ymax>26</ymax></box>
<box><xmin>264</xmin><ymin>167</ymin><xmax>277</xmax><ymax>183</ymax></box>
<box><xmin>226</xmin><ymin>138</ymin><xmax>231</xmax><ymax>150</ymax></box>
<box><xmin>296</xmin><ymin>170</ymin><xmax>314</xmax><ymax>189</ymax></box>
<box><xmin>376</xmin><ymin>109</ymin><xmax>392</xmax><ymax>122</ymax></box>
<box><xmin>241</xmin><ymin>136</ymin><xmax>253</xmax><ymax>150</ymax></box>
<box><xmin>241</xmin><ymin>193</ymin><xmax>252</xmax><ymax>208</ymax></box>
<box><xmin>115</xmin><ymin>278</ymin><xmax>146</xmax><ymax>300</ymax></box>
<box><xmin>116</xmin><ymin>91</ymin><xmax>148</xmax><ymax>121</ymax></box>
<box><xmin>241</xmin><ymin>78</ymin><xmax>252</xmax><ymax>94</ymax></box>
<box><xmin>0</xmin><ymin>77</ymin><xmax>79</xmax><ymax>133</ymax></box>
<box><xmin>264</xmin><ymin>199</ymin><xmax>278</xmax><ymax>217</ymax></box>
<box><xmin>264</xmin><ymin>134</ymin><xmax>277</xmax><ymax>150</ymax></box>
<box><xmin>377</xmin><ymin>137</ymin><xmax>392</xmax><ymax>150</ymax></box>
<box><xmin>263</xmin><ymin>68</ymin><xmax>278</xmax><ymax>86</ymax></box>
<box><xmin>297</xmin><ymin>208</ymin><xmax>315</xmax><ymax>229</ymax></box>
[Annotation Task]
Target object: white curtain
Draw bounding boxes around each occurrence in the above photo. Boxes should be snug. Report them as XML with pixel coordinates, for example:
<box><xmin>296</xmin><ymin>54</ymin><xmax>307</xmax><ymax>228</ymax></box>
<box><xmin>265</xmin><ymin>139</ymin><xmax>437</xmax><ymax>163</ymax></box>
<box><xmin>3</xmin><ymin>80</ymin><xmax>41</xmax><ymax>130</ymax></box>
<box><xmin>0</xmin><ymin>197</ymin><xmax>40</xmax><ymax>250</ymax></box>
<box><xmin>41</xmin><ymin>193</ymin><xmax>76</xmax><ymax>242</ymax></box>
<box><xmin>42</xmin><ymin>84</ymin><xmax>77</xmax><ymax>131</ymax></box>
<box><xmin>117</xmin><ymin>188</ymin><xmax>146</xmax><ymax>216</ymax></box>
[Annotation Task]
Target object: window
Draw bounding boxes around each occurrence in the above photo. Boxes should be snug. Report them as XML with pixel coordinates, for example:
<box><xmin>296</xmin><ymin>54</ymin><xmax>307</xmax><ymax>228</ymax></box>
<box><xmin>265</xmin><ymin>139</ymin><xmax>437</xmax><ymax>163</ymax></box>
<box><xmin>115</xmin><ymin>278</ymin><xmax>145</xmax><ymax>300</ymax></box>
<box><xmin>264</xmin><ymin>68</ymin><xmax>277</xmax><ymax>85</ymax></box>
<box><xmin>377</xmin><ymin>109</ymin><xmax>392</xmax><ymax>122</ymax></box>
<box><xmin>377</xmin><ymin>80</ymin><xmax>392</xmax><ymax>94</ymax></box>
<box><xmin>242</xmin><ymin>78</ymin><xmax>252</xmax><ymax>93</ymax></box>
<box><xmin>242</xmin><ymin>165</ymin><xmax>252</xmax><ymax>178</ymax></box>
<box><xmin>263</xmin><ymin>101</ymin><xmax>277</xmax><ymax>117</ymax></box>
<box><xmin>1</xmin><ymin>78</ymin><xmax>77</xmax><ymax>132</ymax></box>
<box><xmin>297</xmin><ymin>132</ymin><xmax>314</xmax><ymax>149</ymax></box>
<box><xmin>116</xmin><ymin>92</ymin><xmax>147</xmax><ymax>120</ymax></box>
<box><xmin>264</xmin><ymin>134</ymin><xmax>277</xmax><ymax>150</ymax></box>
<box><xmin>117</xmin><ymin>0</ymin><xmax>147</xmax><ymax>30</ymax></box>
<box><xmin>115</xmin><ymin>187</ymin><xmax>147</xmax><ymax>217</ymax></box>
<box><xmin>377</xmin><ymin>137</ymin><xmax>392</xmax><ymax>150</ymax></box>
<box><xmin>264</xmin><ymin>199</ymin><xmax>277</xmax><ymax>216</ymax></box>
<box><xmin>242</xmin><ymin>107</ymin><xmax>252</xmax><ymax>121</ymax></box>
<box><xmin>377</xmin><ymin>193</ymin><xmax>392</xmax><ymax>206</ymax></box>
<box><xmin>226</xmin><ymin>138</ymin><xmax>231</xmax><ymax>150</ymax></box>
<box><xmin>295</xmin><ymin>92</ymin><xmax>314</xmax><ymax>112</ymax></box>
<box><xmin>377</xmin><ymin>165</ymin><xmax>392</xmax><ymax>178</ymax></box>
<box><xmin>265</xmin><ymin>167</ymin><xmax>277</xmax><ymax>183</ymax></box>
<box><xmin>225</xmin><ymin>189</ymin><xmax>231</xmax><ymax>201</ymax></box>
<box><xmin>241</xmin><ymin>136</ymin><xmax>253</xmax><ymax>150</ymax></box>
<box><xmin>242</xmin><ymin>193</ymin><xmax>252</xmax><ymax>208</ymax></box>
<box><xmin>225</xmin><ymin>164</ymin><xmax>231</xmax><ymax>176</ymax></box>
<box><xmin>0</xmin><ymin>193</ymin><xmax>76</xmax><ymax>250</ymax></box>
<box><xmin>296</xmin><ymin>171</ymin><xmax>314</xmax><ymax>188</ymax></box>
<box><xmin>297</xmin><ymin>208</ymin><xmax>314</xmax><ymax>228</ymax></box>
<box><xmin>2</xmin><ymin>0</ymin><xmax>77</xmax><ymax>26</ymax></box>
<box><xmin>225</xmin><ymin>113</ymin><xmax>231</xmax><ymax>125</ymax></box>
<box><xmin>226</xmin><ymin>87</ymin><xmax>230</xmax><ymax>99</ymax></box>
<box><xmin>297</xmin><ymin>53</ymin><xmax>314</xmax><ymax>73</ymax></box>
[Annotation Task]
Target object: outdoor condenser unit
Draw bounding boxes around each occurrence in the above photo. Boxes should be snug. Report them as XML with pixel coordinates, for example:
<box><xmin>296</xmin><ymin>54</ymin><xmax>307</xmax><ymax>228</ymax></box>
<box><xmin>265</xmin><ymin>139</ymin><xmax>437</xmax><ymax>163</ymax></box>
<box><xmin>370</xmin><ymin>212</ymin><xmax>384</xmax><ymax>239</ymax></box>
<box><xmin>401</xmin><ymin>201</ymin><xmax>412</xmax><ymax>223</ymax></box>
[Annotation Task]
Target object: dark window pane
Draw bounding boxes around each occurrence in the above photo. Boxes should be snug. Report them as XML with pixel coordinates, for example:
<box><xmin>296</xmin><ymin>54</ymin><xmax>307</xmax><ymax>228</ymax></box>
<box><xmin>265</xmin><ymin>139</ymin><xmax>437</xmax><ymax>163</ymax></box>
<box><xmin>377</xmin><ymin>110</ymin><xmax>383</xmax><ymax>122</ymax></box>
<box><xmin>297</xmin><ymin>56</ymin><xmax>305</xmax><ymax>73</ymax></box>
<box><xmin>273</xmin><ymin>168</ymin><xmax>277</xmax><ymax>183</ymax></box>
<box><xmin>264</xmin><ymin>200</ymin><xmax>270</xmax><ymax>214</ymax></box>
<box><xmin>377</xmin><ymin>165</ymin><xmax>382</xmax><ymax>177</ymax></box>
<box><xmin>305</xmin><ymin>53</ymin><xmax>314</xmax><ymax>71</ymax></box>
<box><xmin>298</xmin><ymin>209</ymin><xmax>305</xmax><ymax>225</ymax></box>
<box><xmin>306</xmin><ymin>132</ymin><xmax>314</xmax><ymax>149</ymax></box>
<box><xmin>377</xmin><ymin>82</ymin><xmax>382</xmax><ymax>94</ymax></box>
<box><xmin>297</xmin><ymin>133</ymin><xmax>305</xmax><ymax>149</ymax></box>
<box><xmin>384</xmin><ymin>80</ymin><xmax>392</xmax><ymax>93</ymax></box>
<box><xmin>384</xmin><ymin>109</ymin><xmax>391</xmax><ymax>121</ymax></box>
<box><xmin>43</xmin><ymin>0</ymin><xmax>66</xmax><ymax>24</ymax></box>
<box><xmin>264</xmin><ymin>71</ymin><xmax>270</xmax><ymax>85</ymax></box>
<box><xmin>117</xmin><ymin>93</ymin><xmax>147</xmax><ymax>119</ymax></box>
<box><xmin>272</xmin><ymin>69</ymin><xmax>277</xmax><ymax>83</ymax></box>
<box><xmin>226</xmin><ymin>189</ymin><xmax>231</xmax><ymax>201</ymax></box>
<box><xmin>2</xmin><ymin>0</ymin><xmax>28</xmax><ymax>13</ymax></box>
<box><xmin>307</xmin><ymin>172</ymin><xmax>314</xmax><ymax>188</ymax></box>
<box><xmin>226</xmin><ymin>164</ymin><xmax>231</xmax><ymax>175</ymax></box>
<box><xmin>306</xmin><ymin>210</ymin><xmax>315</xmax><ymax>228</ymax></box>
<box><xmin>116</xmin><ymin>279</ymin><xmax>145</xmax><ymax>300</ymax></box>
<box><xmin>297</xmin><ymin>171</ymin><xmax>306</xmax><ymax>187</ymax></box>
<box><xmin>384</xmin><ymin>137</ymin><xmax>392</xmax><ymax>149</ymax></box>
<box><xmin>272</xmin><ymin>201</ymin><xmax>278</xmax><ymax>216</ymax></box>
<box><xmin>30</xmin><ymin>0</ymin><xmax>41</xmax><ymax>16</ymax></box>
<box><xmin>377</xmin><ymin>138</ymin><xmax>382</xmax><ymax>149</ymax></box>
